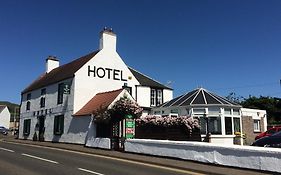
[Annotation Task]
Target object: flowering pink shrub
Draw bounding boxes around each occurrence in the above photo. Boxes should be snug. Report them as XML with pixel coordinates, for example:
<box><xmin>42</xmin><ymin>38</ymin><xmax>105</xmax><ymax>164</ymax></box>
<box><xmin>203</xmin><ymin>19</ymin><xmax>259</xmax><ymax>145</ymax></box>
<box><xmin>110</xmin><ymin>97</ymin><xmax>143</xmax><ymax>117</ymax></box>
<box><xmin>94</xmin><ymin>97</ymin><xmax>143</xmax><ymax>123</ymax></box>
<box><xmin>136</xmin><ymin>115</ymin><xmax>200</xmax><ymax>133</ymax></box>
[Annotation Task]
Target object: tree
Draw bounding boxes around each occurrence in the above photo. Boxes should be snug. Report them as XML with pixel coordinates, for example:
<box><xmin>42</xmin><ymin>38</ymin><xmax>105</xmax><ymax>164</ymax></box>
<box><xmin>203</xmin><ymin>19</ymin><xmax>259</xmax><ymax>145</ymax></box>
<box><xmin>241</xmin><ymin>96</ymin><xmax>281</xmax><ymax>124</ymax></box>
<box><xmin>225</xmin><ymin>92</ymin><xmax>244</xmax><ymax>104</ymax></box>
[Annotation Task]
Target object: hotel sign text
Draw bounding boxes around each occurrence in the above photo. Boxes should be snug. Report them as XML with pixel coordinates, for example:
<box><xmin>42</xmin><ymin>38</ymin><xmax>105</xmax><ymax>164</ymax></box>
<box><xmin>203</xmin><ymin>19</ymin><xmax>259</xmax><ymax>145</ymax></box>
<box><xmin>88</xmin><ymin>65</ymin><xmax>127</xmax><ymax>82</ymax></box>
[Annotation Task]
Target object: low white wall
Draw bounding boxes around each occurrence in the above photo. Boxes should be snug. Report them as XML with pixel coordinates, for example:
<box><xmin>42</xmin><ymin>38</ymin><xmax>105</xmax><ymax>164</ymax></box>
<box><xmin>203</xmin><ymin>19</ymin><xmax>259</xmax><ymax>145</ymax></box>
<box><xmin>86</xmin><ymin>138</ymin><xmax>111</xmax><ymax>149</ymax></box>
<box><xmin>125</xmin><ymin>139</ymin><xmax>281</xmax><ymax>173</ymax></box>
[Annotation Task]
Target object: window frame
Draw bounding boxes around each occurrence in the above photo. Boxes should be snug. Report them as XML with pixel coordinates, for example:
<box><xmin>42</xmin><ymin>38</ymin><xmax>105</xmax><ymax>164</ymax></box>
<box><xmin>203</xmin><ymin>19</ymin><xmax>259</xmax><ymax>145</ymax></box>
<box><xmin>23</xmin><ymin>119</ymin><xmax>31</xmax><ymax>136</ymax></box>
<box><xmin>53</xmin><ymin>115</ymin><xmax>64</xmax><ymax>135</ymax></box>
<box><xmin>150</xmin><ymin>89</ymin><xmax>156</xmax><ymax>106</ymax></box>
<box><xmin>253</xmin><ymin>119</ymin><xmax>261</xmax><ymax>132</ymax></box>
<box><xmin>224</xmin><ymin>117</ymin><xmax>233</xmax><ymax>135</ymax></box>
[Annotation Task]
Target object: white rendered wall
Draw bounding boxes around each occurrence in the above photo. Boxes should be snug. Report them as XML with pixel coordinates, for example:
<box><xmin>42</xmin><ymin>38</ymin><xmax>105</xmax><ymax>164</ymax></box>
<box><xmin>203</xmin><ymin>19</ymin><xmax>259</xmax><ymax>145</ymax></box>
<box><xmin>136</xmin><ymin>86</ymin><xmax>150</xmax><ymax>107</ymax></box>
<box><xmin>125</xmin><ymin>139</ymin><xmax>281</xmax><ymax>173</ymax></box>
<box><xmin>20</xmin><ymin>78</ymin><xmax>90</xmax><ymax>144</ymax></box>
<box><xmin>163</xmin><ymin>89</ymin><xmax>173</xmax><ymax>103</ymax></box>
<box><xmin>0</xmin><ymin>106</ymin><xmax>10</xmax><ymax>128</ymax></box>
<box><xmin>73</xmin><ymin>50</ymin><xmax>140</xmax><ymax>113</ymax></box>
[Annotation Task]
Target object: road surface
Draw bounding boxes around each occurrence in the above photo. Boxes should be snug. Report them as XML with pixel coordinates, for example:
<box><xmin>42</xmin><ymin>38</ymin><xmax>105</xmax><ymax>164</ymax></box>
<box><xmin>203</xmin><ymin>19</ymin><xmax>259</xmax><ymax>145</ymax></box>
<box><xmin>0</xmin><ymin>141</ymin><xmax>204</xmax><ymax>175</ymax></box>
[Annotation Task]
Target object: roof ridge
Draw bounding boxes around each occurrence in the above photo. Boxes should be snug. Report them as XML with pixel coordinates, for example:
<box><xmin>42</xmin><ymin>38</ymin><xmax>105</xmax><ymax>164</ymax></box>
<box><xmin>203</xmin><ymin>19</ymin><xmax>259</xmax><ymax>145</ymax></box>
<box><xmin>128</xmin><ymin>67</ymin><xmax>172</xmax><ymax>90</ymax></box>
<box><xmin>22</xmin><ymin>50</ymin><xmax>99</xmax><ymax>94</ymax></box>
<box><xmin>190</xmin><ymin>89</ymin><xmax>201</xmax><ymax>105</ymax></box>
<box><xmin>178</xmin><ymin>90</ymin><xmax>197</xmax><ymax>106</ymax></box>
<box><xmin>96</xmin><ymin>88</ymin><xmax>123</xmax><ymax>95</ymax></box>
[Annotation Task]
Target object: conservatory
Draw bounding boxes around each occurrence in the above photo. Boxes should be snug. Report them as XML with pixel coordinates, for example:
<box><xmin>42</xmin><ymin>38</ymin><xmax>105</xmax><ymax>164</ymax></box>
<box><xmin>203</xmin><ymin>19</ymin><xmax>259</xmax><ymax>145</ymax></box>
<box><xmin>152</xmin><ymin>88</ymin><xmax>243</xmax><ymax>145</ymax></box>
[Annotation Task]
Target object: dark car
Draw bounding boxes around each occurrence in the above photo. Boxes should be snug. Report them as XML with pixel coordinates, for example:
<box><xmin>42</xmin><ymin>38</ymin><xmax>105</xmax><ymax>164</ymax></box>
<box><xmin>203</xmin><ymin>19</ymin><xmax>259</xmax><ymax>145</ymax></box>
<box><xmin>252</xmin><ymin>131</ymin><xmax>281</xmax><ymax>147</ymax></box>
<box><xmin>255</xmin><ymin>126</ymin><xmax>281</xmax><ymax>140</ymax></box>
<box><xmin>0</xmin><ymin>126</ymin><xmax>9</xmax><ymax>135</ymax></box>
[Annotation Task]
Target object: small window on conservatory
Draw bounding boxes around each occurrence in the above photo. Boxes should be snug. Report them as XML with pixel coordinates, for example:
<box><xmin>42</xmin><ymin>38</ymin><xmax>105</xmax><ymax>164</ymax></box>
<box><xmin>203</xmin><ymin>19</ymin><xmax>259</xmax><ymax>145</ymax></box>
<box><xmin>193</xmin><ymin>108</ymin><xmax>205</xmax><ymax>114</ymax></box>
<box><xmin>170</xmin><ymin>109</ymin><xmax>179</xmax><ymax>114</ymax></box>
<box><xmin>233</xmin><ymin>109</ymin><xmax>240</xmax><ymax>115</ymax></box>
<box><xmin>208</xmin><ymin>107</ymin><xmax>220</xmax><ymax>115</ymax></box>
<box><xmin>224</xmin><ymin>108</ymin><xmax>231</xmax><ymax>115</ymax></box>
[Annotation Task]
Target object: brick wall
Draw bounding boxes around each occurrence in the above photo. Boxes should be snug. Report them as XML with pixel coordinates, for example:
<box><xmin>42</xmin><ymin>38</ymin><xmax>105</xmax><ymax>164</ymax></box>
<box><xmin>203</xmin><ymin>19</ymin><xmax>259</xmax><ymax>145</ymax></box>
<box><xmin>242</xmin><ymin>116</ymin><xmax>266</xmax><ymax>145</ymax></box>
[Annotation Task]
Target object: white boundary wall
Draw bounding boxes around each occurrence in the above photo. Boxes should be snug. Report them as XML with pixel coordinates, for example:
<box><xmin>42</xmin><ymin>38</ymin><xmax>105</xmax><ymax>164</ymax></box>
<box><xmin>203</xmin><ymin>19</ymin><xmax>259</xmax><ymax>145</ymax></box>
<box><xmin>86</xmin><ymin>137</ymin><xmax>111</xmax><ymax>149</ymax></box>
<box><xmin>125</xmin><ymin>139</ymin><xmax>281</xmax><ymax>173</ymax></box>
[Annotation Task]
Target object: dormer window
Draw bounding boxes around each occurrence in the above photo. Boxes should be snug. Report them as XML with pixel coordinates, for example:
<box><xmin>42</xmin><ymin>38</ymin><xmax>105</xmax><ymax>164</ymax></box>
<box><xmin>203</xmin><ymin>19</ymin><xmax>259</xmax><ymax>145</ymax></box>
<box><xmin>151</xmin><ymin>88</ymin><xmax>163</xmax><ymax>106</ymax></box>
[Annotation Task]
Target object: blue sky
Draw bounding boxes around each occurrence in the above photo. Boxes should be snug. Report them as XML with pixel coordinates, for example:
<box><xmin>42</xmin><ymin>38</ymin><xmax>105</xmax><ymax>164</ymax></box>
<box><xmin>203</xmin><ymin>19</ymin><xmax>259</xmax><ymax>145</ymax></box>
<box><xmin>1</xmin><ymin>0</ymin><xmax>281</xmax><ymax>104</ymax></box>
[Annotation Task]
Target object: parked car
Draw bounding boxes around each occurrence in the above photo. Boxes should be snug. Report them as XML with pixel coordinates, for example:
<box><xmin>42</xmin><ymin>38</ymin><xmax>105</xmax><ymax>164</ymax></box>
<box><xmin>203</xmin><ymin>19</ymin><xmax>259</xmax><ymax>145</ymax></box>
<box><xmin>0</xmin><ymin>126</ymin><xmax>9</xmax><ymax>135</ymax></box>
<box><xmin>252</xmin><ymin>131</ymin><xmax>281</xmax><ymax>147</ymax></box>
<box><xmin>255</xmin><ymin>126</ymin><xmax>281</xmax><ymax>140</ymax></box>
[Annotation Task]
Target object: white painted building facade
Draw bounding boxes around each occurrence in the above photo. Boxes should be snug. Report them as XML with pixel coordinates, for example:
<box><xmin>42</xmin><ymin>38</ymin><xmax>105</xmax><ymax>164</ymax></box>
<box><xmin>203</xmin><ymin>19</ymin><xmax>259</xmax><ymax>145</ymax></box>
<box><xmin>19</xmin><ymin>29</ymin><xmax>173</xmax><ymax>146</ymax></box>
<box><xmin>0</xmin><ymin>105</ymin><xmax>10</xmax><ymax>129</ymax></box>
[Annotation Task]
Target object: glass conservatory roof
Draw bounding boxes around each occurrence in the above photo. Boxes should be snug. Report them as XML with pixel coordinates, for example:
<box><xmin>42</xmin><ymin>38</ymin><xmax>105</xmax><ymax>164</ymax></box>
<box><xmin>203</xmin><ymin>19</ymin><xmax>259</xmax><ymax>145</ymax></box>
<box><xmin>159</xmin><ymin>88</ymin><xmax>241</xmax><ymax>108</ymax></box>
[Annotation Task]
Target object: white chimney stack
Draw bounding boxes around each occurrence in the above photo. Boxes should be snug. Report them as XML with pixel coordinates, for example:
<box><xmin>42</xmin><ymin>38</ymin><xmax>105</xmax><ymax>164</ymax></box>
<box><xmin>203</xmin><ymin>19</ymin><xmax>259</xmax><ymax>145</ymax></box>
<box><xmin>46</xmin><ymin>56</ymin><xmax>59</xmax><ymax>73</ymax></box>
<box><xmin>99</xmin><ymin>27</ymin><xmax>116</xmax><ymax>51</ymax></box>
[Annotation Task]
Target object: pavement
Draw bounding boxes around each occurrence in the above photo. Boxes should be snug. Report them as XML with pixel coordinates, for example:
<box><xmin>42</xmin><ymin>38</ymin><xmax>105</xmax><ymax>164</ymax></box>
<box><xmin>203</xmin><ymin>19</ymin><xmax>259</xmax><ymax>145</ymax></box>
<box><xmin>0</xmin><ymin>135</ymin><xmax>273</xmax><ymax>175</ymax></box>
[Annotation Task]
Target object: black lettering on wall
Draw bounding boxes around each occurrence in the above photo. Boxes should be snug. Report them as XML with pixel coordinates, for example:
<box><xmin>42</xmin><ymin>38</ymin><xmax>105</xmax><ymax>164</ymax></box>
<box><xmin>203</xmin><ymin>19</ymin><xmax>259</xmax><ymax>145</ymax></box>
<box><xmin>113</xmin><ymin>70</ymin><xmax>120</xmax><ymax>80</ymax></box>
<box><xmin>105</xmin><ymin>68</ymin><xmax>113</xmax><ymax>79</ymax></box>
<box><xmin>97</xmin><ymin>67</ymin><xmax>105</xmax><ymax>78</ymax></box>
<box><xmin>88</xmin><ymin>66</ymin><xmax>96</xmax><ymax>77</ymax></box>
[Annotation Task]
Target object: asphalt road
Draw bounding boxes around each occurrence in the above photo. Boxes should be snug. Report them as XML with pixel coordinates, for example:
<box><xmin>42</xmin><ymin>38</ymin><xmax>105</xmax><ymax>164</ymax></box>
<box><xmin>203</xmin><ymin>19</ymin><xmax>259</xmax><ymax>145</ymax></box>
<box><xmin>0</xmin><ymin>141</ymin><xmax>204</xmax><ymax>175</ymax></box>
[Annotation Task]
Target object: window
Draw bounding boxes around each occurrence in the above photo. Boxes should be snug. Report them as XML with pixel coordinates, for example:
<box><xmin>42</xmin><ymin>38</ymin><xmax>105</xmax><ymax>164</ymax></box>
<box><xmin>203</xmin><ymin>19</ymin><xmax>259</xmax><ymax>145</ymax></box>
<box><xmin>26</xmin><ymin>101</ymin><xmax>31</xmax><ymax>111</ymax></box>
<box><xmin>156</xmin><ymin>89</ymin><xmax>163</xmax><ymax>106</ymax></box>
<box><xmin>150</xmin><ymin>89</ymin><xmax>163</xmax><ymax>106</ymax></box>
<box><xmin>208</xmin><ymin>107</ymin><xmax>220</xmax><ymax>115</ymax></box>
<box><xmin>233</xmin><ymin>117</ymin><xmax>241</xmax><ymax>133</ymax></box>
<box><xmin>233</xmin><ymin>109</ymin><xmax>240</xmax><ymax>115</ymax></box>
<box><xmin>224</xmin><ymin>108</ymin><xmax>231</xmax><ymax>115</ymax></box>
<box><xmin>40</xmin><ymin>97</ymin><xmax>45</xmax><ymax>108</ymax></box>
<box><xmin>26</xmin><ymin>93</ymin><xmax>31</xmax><ymax>111</ymax></box>
<box><xmin>199</xmin><ymin>116</ymin><xmax>207</xmax><ymax>134</ymax></box>
<box><xmin>208</xmin><ymin>117</ymin><xmax>222</xmax><ymax>135</ymax></box>
<box><xmin>54</xmin><ymin>115</ymin><xmax>64</xmax><ymax>135</ymax></box>
<box><xmin>193</xmin><ymin>108</ymin><xmax>205</xmax><ymax>114</ymax></box>
<box><xmin>150</xmin><ymin>89</ymin><xmax>156</xmax><ymax>106</ymax></box>
<box><xmin>57</xmin><ymin>83</ymin><xmax>64</xmax><ymax>104</ymax></box>
<box><xmin>23</xmin><ymin>119</ymin><xmax>31</xmax><ymax>136</ymax></box>
<box><xmin>225</xmin><ymin>117</ymin><xmax>232</xmax><ymax>135</ymax></box>
<box><xmin>170</xmin><ymin>109</ymin><xmax>179</xmax><ymax>114</ymax></box>
<box><xmin>254</xmin><ymin>120</ymin><xmax>260</xmax><ymax>132</ymax></box>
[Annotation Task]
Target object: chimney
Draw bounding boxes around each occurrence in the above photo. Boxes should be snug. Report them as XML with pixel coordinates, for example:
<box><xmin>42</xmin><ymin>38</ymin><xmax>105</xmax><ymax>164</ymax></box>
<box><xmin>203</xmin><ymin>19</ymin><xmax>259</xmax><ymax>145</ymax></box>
<box><xmin>99</xmin><ymin>27</ymin><xmax>116</xmax><ymax>51</ymax></box>
<box><xmin>46</xmin><ymin>56</ymin><xmax>59</xmax><ymax>73</ymax></box>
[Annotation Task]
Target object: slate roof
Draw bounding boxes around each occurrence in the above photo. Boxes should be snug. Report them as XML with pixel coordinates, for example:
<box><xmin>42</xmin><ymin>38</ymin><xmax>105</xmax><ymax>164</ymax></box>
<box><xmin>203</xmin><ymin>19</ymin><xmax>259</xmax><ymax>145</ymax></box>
<box><xmin>22</xmin><ymin>51</ymin><xmax>100</xmax><ymax>94</ymax></box>
<box><xmin>0</xmin><ymin>105</ymin><xmax>6</xmax><ymax>113</ymax></box>
<box><xmin>22</xmin><ymin>51</ymin><xmax>171</xmax><ymax>94</ymax></box>
<box><xmin>159</xmin><ymin>88</ymin><xmax>241</xmax><ymax>108</ymax></box>
<box><xmin>128</xmin><ymin>67</ymin><xmax>172</xmax><ymax>90</ymax></box>
<box><xmin>74</xmin><ymin>89</ymin><xmax>123</xmax><ymax>116</ymax></box>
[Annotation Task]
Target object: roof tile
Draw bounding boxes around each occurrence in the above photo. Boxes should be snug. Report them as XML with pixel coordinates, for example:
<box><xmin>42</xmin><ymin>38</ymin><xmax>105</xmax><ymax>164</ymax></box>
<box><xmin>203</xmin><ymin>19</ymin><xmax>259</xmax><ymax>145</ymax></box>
<box><xmin>74</xmin><ymin>89</ymin><xmax>123</xmax><ymax>116</ymax></box>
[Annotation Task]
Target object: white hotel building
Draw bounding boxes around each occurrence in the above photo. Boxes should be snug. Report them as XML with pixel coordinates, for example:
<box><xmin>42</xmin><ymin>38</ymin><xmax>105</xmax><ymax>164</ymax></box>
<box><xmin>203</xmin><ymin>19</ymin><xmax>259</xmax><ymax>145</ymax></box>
<box><xmin>19</xmin><ymin>29</ymin><xmax>173</xmax><ymax>147</ymax></box>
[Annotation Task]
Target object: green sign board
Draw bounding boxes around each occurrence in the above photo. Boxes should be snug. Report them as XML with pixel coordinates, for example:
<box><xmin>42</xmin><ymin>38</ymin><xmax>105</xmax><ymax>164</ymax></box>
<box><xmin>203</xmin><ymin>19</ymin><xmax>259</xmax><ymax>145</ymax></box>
<box><xmin>125</xmin><ymin>117</ymin><xmax>135</xmax><ymax>139</ymax></box>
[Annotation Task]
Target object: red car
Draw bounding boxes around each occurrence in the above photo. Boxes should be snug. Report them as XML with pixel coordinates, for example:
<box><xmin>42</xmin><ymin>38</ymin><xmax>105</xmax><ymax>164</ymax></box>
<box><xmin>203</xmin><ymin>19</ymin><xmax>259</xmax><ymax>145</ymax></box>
<box><xmin>255</xmin><ymin>127</ymin><xmax>281</xmax><ymax>140</ymax></box>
